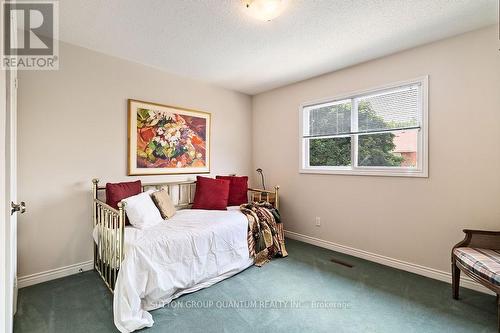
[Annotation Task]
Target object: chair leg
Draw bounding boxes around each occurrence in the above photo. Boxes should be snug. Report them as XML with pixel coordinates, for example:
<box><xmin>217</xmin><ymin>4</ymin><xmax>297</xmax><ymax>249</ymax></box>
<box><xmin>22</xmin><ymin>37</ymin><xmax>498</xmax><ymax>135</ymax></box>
<box><xmin>497</xmin><ymin>294</ymin><xmax>499</xmax><ymax>333</ymax></box>
<box><xmin>452</xmin><ymin>259</ymin><xmax>460</xmax><ymax>300</ymax></box>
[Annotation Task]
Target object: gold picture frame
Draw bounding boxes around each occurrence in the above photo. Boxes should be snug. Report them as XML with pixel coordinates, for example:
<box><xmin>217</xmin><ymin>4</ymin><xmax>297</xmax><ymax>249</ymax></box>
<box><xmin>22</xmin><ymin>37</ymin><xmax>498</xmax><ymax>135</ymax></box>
<box><xmin>128</xmin><ymin>99</ymin><xmax>211</xmax><ymax>175</ymax></box>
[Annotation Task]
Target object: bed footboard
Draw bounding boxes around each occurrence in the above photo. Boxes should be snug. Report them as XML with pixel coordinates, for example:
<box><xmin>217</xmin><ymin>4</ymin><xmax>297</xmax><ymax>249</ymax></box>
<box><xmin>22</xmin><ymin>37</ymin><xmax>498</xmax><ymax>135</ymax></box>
<box><xmin>248</xmin><ymin>186</ymin><xmax>280</xmax><ymax>209</ymax></box>
<box><xmin>92</xmin><ymin>179</ymin><xmax>125</xmax><ymax>292</ymax></box>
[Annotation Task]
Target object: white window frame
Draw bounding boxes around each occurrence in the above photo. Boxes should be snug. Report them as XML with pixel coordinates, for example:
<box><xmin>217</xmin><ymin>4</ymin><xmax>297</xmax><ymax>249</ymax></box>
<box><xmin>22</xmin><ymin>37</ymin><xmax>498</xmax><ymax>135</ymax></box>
<box><xmin>299</xmin><ymin>76</ymin><xmax>428</xmax><ymax>177</ymax></box>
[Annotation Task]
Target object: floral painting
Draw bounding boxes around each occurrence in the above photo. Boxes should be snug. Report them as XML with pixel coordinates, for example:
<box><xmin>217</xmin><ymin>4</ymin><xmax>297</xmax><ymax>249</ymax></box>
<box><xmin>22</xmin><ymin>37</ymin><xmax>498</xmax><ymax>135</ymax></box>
<box><xmin>128</xmin><ymin>99</ymin><xmax>210</xmax><ymax>175</ymax></box>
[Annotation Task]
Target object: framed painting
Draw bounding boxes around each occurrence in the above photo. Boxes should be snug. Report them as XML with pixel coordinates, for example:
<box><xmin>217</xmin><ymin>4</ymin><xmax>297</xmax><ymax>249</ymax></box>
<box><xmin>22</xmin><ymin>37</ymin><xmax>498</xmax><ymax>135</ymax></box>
<box><xmin>128</xmin><ymin>99</ymin><xmax>210</xmax><ymax>175</ymax></box>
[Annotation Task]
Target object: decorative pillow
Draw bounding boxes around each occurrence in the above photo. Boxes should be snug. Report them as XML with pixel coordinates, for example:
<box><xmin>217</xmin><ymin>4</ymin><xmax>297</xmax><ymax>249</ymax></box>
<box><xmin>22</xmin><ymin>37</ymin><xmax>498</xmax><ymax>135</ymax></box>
<box><xmin>106</xmin><ymin>180</ymin><xmax>142</xmax><ymax>209</ymax></box>
<box><xmin>192</xmin><ymin>176</ymin><xmax>230</xmax><ymax>210</ymax></box>
<box><xmin>151</xmin><ymin>189</ymin><xmax>176</xmax><ymax>219</ymax></box>
<box><xmin>216</xmin><ymin>175</ymin><xmax>248</xmax><ymax>206</ymax></box>
<box><xmin>122</xmin><ymin>190</ymin><xmax>164</xmax><ymax>229</ymax></box>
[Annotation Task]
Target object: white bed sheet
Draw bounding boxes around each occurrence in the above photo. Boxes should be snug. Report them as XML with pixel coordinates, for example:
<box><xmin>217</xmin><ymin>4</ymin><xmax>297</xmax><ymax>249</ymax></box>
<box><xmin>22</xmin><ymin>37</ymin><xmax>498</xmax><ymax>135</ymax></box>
<box><xmin>111</xmin><ymin>207</ymin><xmax>253</xmax><ymax>333</ymax></box>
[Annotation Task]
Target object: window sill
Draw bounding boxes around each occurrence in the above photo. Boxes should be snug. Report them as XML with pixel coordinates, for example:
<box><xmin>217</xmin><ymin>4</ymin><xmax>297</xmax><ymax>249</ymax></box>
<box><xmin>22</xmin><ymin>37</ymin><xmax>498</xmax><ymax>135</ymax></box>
<box><xmin>299</xmin><ymin>167</ymin><xmax>428</xmax><ymax>178</ymax></box>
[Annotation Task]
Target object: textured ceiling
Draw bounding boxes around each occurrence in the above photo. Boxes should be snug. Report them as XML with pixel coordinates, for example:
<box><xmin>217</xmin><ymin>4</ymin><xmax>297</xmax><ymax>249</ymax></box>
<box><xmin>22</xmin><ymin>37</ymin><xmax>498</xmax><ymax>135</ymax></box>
<box><xmin>58</xmin><ymin>0</ymin><xmax>498</xmax><ymax>95</ymax></box>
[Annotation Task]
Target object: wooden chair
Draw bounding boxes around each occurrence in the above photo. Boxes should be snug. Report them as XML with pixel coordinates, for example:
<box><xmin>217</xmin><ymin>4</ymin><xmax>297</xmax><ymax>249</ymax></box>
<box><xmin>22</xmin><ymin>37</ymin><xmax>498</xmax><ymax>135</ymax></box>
<box><xmin>451</xmin><ymin>229</ymin><xmax>500</xmax><ymax>332</ymax></box>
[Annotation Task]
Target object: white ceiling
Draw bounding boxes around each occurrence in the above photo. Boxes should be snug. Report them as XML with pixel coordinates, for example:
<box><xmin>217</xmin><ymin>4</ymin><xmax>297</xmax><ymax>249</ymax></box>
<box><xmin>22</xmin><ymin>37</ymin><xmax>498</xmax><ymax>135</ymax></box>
<box><xmin>58</xmin><ymin>0</ymin><xmax>498</xmax><ymax>95</ymax></box>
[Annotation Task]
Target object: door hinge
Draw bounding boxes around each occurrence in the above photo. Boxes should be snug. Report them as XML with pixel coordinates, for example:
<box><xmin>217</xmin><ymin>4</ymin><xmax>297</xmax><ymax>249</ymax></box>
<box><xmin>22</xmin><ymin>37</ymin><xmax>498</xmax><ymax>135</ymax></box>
<box><xmin>14</xmin><ymin>78</ymin><xmax>18</xmax><ymax>89</ymax></box>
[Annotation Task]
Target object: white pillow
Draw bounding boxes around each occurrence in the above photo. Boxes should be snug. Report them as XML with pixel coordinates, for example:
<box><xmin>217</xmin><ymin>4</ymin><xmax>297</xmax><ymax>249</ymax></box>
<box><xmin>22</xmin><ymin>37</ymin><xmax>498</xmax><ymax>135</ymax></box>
<box><xmin>122</xmin><ymin>190</ymin><xmax>164</xmax><ymax>229</ymax></box>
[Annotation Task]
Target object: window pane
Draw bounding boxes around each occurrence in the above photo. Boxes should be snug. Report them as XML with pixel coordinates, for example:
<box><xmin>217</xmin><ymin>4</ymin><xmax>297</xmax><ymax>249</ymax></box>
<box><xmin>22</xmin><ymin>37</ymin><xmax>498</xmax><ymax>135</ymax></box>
<box><xmin>358</xmin><ymin>85</ymin><xmax>419</xmax><ymax>132</ymax></box>
<box><xmin>309</xmin><ymin>137</ymin><xmax>351</xmax><ymax>167</ymax></box>
<box><xmin>357</xmin><ymin>130</ymin><xmax>418</xmax><ymax>167</ymax></box>
<box><xmin>307</xmin><ymin>100</ymin><xmax>351</xmax><ymax>136</ymax></box>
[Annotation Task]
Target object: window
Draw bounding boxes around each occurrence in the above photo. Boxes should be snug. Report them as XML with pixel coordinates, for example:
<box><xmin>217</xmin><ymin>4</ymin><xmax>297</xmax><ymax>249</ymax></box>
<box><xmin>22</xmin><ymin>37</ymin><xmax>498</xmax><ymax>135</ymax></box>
<box><xmin>300</xmin><ymin>77</ymin><xmax>428</xmax><ymax>177</ymax></box>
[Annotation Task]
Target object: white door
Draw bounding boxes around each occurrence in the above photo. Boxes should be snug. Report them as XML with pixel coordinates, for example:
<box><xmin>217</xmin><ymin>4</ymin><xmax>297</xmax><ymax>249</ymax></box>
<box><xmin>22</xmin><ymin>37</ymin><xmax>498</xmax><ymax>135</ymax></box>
<box><xmin>1</xmin><ymin>12</ymin><xmax>20</xmax><ymax>333</ymax></box>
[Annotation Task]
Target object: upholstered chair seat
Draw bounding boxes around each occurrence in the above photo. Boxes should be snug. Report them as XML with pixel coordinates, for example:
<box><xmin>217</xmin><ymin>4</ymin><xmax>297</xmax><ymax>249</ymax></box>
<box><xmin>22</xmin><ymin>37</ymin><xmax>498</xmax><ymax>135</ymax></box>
<box><xmin>453</xmin><ymin>247</ymin><xmax>500</xmax><ymax>286</ymax></box>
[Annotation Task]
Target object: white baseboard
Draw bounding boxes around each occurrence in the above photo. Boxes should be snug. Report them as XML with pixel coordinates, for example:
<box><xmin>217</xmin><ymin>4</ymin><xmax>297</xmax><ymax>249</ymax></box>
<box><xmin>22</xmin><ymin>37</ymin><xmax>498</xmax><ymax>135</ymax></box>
<box><xmin>285</xmin><ymin>230</ymin><xmax>495</xmax><ymax>296</ymax></box>
<box><xmin>18</xmin><ymin>260</ymin><xmax>94</xmax><ymax>289</ymax></box>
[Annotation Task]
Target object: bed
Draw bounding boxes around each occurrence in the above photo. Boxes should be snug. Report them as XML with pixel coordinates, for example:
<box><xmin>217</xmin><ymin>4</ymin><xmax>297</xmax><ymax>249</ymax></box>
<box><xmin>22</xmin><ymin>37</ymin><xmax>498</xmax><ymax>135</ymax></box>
<box><xmin>91</xmin><ymin>179</ymin><xmax>279</xmax><ymax>332</ymax></box>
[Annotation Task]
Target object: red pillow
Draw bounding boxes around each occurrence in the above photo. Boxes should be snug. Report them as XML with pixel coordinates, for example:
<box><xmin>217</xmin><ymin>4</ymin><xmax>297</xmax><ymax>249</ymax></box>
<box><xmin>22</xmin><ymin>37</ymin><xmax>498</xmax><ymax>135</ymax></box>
<box><xmin>192</xmin><ymin>176</ymin><xmax>230</xmax><ymax>210</ymax></box>
<box><xmin>216</xmin><ymin>176</ymin><xmax>248</xmax><ymax>206</ymax></box>
<box><xmin>106</xmin><ymin>180</ymin><xmax>142</xmax><ymax>209</ymax></box>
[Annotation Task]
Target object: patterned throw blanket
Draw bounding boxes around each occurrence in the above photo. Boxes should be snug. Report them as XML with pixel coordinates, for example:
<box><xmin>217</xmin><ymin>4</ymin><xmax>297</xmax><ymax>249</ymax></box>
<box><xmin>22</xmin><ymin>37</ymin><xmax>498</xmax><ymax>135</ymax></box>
<box><xmin>240</xmin><ymin>202</ymin><xmax>288</xmax><ymax>266</ymax></box>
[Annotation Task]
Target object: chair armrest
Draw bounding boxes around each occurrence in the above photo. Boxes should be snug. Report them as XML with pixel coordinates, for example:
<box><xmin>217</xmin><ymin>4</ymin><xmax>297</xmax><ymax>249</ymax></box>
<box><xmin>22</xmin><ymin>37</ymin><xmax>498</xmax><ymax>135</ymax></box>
<box><xmin>463</xmin><ymin>229</ymin><xmax>500</xmax><ymax>236</ymax></box>
<box><xmin>453</xmin><ymin>229</ymin><xmax>500</xmax><ymax>253</ymax></box>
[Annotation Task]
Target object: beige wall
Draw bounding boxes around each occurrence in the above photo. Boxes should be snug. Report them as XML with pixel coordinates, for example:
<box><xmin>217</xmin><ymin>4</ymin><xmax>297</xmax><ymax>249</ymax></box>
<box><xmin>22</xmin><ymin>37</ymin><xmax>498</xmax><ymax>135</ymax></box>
<box><xmin>252</xmin><ymin>26</ymin><xmax>500</xmax><ymax>274</ymax></box>
<box><xmin>17</xmin><ymin>42</ymin><xmax>252</xmax><ymax>277</ymax></box>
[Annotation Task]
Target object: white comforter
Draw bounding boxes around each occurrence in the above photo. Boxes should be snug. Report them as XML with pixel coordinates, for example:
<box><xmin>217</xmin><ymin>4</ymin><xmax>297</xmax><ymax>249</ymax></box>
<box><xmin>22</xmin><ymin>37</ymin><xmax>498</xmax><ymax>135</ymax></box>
<box><xmin>113</xmin><ymin>207</ymin><xmax>253</xmax><ymax>333</ymax></box>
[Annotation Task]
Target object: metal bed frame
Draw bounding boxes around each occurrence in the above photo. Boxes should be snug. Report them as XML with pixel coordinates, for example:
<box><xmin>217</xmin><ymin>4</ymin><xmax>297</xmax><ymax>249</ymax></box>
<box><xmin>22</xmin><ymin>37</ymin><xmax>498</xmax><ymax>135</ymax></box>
<box><xmin>91</xmin><ymin>178</ymin><xmax>279</xmax><ymax>292</ymax></box>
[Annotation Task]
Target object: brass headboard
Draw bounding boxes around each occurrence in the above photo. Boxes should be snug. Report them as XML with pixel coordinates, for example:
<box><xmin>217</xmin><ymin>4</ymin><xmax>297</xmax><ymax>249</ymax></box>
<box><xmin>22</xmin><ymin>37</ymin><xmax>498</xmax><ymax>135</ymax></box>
<box><xmin>94</xmin><ymin>180</ymin><xmax>197</xmax><ymax>209</ymax></box>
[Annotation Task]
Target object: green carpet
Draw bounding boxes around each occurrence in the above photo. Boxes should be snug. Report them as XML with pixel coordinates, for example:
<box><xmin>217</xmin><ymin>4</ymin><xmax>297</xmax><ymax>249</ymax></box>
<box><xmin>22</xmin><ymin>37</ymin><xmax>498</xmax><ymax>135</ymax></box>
<box><xmin>14</xmin><ymin>239</ymin><xmax>497</xmax><ymax>332</ymax></box>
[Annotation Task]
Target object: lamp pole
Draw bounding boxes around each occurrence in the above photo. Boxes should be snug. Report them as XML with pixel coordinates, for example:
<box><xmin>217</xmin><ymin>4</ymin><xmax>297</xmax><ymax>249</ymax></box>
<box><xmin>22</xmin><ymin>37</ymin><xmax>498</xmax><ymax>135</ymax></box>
<box><xmin>256</xmin><ymin>168</ymin><xmax>266</xmax><ymax>190</ymax></box>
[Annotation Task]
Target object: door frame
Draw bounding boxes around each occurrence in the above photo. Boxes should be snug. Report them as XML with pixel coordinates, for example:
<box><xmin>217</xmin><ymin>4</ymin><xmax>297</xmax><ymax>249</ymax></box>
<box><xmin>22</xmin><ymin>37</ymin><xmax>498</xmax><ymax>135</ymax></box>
<box><xmin>1</xmin><ymin>9</ymin><xmax>18</xmax><ymax>332</ymax></box>
<box><xmin>1</xmin><ymin>69</ymin><xmax>18</xmax><ymax>333</ymax></box>
<box><xmin>1</xmin><ymin>65</ymin><xmax>13</xmax><ymax>333</ymax></box>
<box><xmin>1</xmin><ymin>63</ymin><xmax>18</xmax><ymax>333</ymax></box>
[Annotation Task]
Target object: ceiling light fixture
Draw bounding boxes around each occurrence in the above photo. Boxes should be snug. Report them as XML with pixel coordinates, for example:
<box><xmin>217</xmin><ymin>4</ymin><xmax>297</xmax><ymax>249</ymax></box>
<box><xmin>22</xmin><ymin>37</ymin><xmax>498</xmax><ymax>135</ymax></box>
<box><xmin>242</xmin><ymin>0</ymin><xmax>287</xmax><ymax>21</ymax></box>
